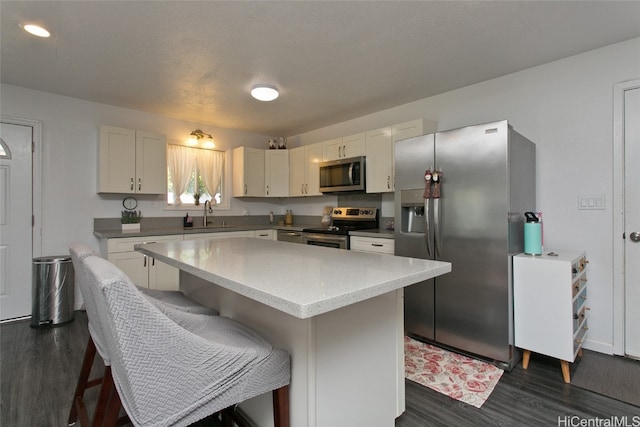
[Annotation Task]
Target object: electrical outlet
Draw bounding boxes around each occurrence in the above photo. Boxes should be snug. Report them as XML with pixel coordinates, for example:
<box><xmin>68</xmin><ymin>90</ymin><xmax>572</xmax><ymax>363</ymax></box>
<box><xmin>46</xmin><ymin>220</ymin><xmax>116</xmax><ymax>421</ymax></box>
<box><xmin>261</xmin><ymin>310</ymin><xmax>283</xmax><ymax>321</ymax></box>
<box><xmin>578</xmin><ymin>195</ymin><xmax>605</xmax><ymax>210</ymax></box>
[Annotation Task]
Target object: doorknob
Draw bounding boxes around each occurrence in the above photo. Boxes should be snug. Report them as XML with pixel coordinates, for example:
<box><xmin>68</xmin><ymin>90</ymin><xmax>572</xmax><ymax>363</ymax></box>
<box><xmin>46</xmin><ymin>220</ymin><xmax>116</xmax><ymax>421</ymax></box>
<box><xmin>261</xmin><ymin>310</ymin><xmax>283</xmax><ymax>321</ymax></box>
<box><xmin>630</xmin><ymin>231</ymin><xmax>640</xmax><ymax>242</ymax></box>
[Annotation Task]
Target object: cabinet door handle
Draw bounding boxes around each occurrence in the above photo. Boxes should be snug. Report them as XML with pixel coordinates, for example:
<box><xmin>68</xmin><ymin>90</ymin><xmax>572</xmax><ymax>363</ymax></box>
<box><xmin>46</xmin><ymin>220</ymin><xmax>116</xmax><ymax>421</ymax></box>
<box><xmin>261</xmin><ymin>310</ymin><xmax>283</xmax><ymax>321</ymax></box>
<box><xmin>143</xmin><ymin>255</ymin><xmax>147</xmax><ymax>267</ymax></box>
<box><xmin>301</xmin><ymin>183</ymin><xmax>304</xmax><ymax>194</ymax></box>
<box><xmin>138</xmin><ymin>178</ymin><xmax>142</xmax><ymax>191</ymax></box>
<box><xmin>372</xmin><ymin>243</ymin><xmax>384</xmax><ymax>247</ymax></box>
<box><xmin>244</xmin><ymin>184</ymin><xmax>247</xmax><ymax>195</ymax></box>
<box><xmin>266</xmin><ymin>185</ymin><xmax>270</xmax><ymax>195</ymax></box>
<box><xmin>130</xmin><ymin>178</ymin><xmax>134</xmax><ymax>191</ymax></box>
<box><xmin>387</xmin><ymin>176</ymin><xmax>391</xmax><ymax>189</ymax></box>
<box><xmin>339</xmin><ymin>146</ymin><xmax>342</xmax><ymax>158</ymax></box>
<box><xmin>305</xmin><ymin>183</ymin><xmax>308</xmax><ymax>194</ymax></box>
<box><xmin>152</xmin><ymin>257</ymin><xmax>155</xmax><ymax>267</ymax></box>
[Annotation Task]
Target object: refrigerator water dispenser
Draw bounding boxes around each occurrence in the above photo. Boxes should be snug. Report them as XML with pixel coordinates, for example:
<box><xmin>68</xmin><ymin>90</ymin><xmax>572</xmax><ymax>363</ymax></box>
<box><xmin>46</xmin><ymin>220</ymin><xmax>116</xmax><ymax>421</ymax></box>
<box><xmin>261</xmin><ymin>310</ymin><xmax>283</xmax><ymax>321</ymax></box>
<box><xmin>400</xmin><ymin>189</ymin><xmax>426</xmax><ymax>233</ymax></box>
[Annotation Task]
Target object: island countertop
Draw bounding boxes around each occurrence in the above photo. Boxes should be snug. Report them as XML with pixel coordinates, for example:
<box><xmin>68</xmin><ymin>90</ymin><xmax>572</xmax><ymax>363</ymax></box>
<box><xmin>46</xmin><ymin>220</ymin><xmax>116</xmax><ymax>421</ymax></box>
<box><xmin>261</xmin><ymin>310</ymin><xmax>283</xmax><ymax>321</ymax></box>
<box><xmin>135</xmin><ymin>237</ymin><xmax>451</xmax><ymax>319</ymax></box>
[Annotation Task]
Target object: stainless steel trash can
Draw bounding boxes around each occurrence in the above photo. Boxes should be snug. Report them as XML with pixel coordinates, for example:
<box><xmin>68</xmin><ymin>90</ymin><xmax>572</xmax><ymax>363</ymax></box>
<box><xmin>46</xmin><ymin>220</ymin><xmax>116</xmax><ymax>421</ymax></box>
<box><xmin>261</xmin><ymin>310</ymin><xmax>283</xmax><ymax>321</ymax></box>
<box><xmin>31</xmin><ymin>255</ymin><xmax>75</xmax><ymax>327</ymax></box>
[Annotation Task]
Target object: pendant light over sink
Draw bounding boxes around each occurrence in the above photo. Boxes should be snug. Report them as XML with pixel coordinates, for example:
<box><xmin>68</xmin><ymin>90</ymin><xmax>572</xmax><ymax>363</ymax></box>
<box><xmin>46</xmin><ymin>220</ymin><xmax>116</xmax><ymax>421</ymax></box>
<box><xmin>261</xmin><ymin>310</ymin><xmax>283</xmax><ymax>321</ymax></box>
<box><xmin>251</xmin><ymin>84</ymin><xmax>279</xmax><ymax>102</ymax></box>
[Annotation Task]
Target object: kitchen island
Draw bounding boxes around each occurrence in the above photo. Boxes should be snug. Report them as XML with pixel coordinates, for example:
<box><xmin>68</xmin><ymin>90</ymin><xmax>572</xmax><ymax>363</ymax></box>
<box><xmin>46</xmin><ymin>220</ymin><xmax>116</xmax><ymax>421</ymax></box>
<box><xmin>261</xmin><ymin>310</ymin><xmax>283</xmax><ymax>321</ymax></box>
<box><xmin>136</xmin><ymin>238</ymin><xmax>450</xmax><ymax>427</ymax></box>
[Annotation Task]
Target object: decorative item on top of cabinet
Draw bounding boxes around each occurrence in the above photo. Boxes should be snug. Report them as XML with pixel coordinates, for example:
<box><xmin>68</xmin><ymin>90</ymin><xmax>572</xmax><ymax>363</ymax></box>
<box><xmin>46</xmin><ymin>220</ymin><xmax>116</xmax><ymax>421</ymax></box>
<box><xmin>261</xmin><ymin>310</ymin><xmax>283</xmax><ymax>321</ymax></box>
<box><xmin>513</xmin><ymin>250</ymin><xmax>589</xmax><ymax>383</ymax></box>
<box><xmin>232</xmin><ymin>146</ymin><xmax>265</xmax><ymax>197</ymax></box>
<box><xmin>98</xmin><ymin>125</ymin><xmax>167</xmax><ymax>194</ymax></box>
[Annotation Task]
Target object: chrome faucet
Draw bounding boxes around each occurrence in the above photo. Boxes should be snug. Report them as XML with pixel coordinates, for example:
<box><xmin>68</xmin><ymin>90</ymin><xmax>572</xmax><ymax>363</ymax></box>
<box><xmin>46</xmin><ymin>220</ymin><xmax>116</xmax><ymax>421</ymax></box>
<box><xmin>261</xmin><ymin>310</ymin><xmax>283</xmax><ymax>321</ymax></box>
<box><xmin>203</xmin><ymin>200</ymin><xmax>213</xmax><ymax>227</ymax></box>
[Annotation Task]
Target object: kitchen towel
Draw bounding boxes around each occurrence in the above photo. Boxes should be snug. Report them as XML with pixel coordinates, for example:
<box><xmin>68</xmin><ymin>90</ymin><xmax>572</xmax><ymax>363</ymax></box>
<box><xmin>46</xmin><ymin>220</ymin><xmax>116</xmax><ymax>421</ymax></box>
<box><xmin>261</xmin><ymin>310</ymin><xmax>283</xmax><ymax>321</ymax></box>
<box><xmin>404</xmin><ymin>336</ymin><xmax>503</xmax><ymax>408</ymax></box>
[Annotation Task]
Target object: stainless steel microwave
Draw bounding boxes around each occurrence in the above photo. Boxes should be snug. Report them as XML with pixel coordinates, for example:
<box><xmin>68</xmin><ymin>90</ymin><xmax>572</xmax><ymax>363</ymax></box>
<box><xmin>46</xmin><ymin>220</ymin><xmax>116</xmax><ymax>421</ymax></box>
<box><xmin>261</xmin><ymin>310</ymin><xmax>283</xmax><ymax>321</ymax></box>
<box><xmin>319</xmin><ymin>156</ymin><xmax>366</xmax><ymax>193</ymax></box>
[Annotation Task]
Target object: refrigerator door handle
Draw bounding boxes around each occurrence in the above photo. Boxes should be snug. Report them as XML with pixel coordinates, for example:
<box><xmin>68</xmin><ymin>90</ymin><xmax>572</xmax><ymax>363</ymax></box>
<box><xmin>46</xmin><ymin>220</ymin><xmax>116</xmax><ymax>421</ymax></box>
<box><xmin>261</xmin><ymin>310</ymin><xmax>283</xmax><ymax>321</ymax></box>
<box><xmin>434</xmin><ymin>198</ymin><xmax>441</xmax><ymax>257</ymax></box>
<box><xmin>424</xmin><ymin>198</ymin><xmax>432</xmax><ymax>256</ymax></box>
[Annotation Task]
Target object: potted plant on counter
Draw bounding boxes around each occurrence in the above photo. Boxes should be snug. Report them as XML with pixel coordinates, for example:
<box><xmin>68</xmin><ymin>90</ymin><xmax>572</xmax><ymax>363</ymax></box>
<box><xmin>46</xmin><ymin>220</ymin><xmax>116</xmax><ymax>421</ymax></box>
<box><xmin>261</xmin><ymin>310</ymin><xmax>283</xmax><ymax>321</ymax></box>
<box><xmin>121</xmin><ymin>210</ymin><xmax>142</xmax><ymax>232</ymax></box>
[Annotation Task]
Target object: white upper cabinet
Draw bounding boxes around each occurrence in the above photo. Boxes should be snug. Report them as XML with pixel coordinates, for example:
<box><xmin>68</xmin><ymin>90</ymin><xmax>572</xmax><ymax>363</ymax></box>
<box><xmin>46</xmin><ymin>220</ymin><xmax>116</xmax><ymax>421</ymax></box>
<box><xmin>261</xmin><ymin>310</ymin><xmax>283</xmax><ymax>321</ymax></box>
<box><xmin>392</xmin><ymin>119</ymin><xmax>435</xmax><ymax>142</ymax></box>
<box><xmin>365</xmin><ymin>127</ymin><xmax>394</xmax><ymax>193</ymax></box>
<box><xmin>265</xmin><ymin>150</ymin><xmax>289</xmax><ymax>197</ymax></box>
<box><xmin>289</xmin><ymin>142</ymin><xmax>323</xmax><ymax>197</ymax></box>
<box><xmin>365</xmin><ymin>119</ymin><xmax>437</xmax><ymax>193</ymax></box>
<box><xmin>323</xmin><ymin>133</ymin><xmax>366</xmax><ymax>161</ymax></box>
<box><xmin>232</xmin><ymin>146</ymin><xmax>265</xmax><ymax>197</ymax></box>
<box><xmin>98</xmin><ymin>125</ymin><xmax>167</xmax><ymax>194</ymax></box>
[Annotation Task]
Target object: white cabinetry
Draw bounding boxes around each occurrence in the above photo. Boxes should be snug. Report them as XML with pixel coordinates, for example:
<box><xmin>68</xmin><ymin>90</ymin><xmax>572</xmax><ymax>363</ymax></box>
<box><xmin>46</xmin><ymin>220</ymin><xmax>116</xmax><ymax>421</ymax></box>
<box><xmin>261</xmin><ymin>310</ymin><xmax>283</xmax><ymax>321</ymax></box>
<box><xmin>265</xmin><ymin>150</ymin><xmax>289</xmax><ymax>197</ymax></box>
<box><xmin>184</xmin><ymin>230</ymin><xmax>255</xmax><ymax>240</ymax></box>
<box><xmin>289</xmin><ymin>142</ymin><xmax>323</xmax><ymax>197</ymax></box>
<box><xmin>365</xmin><ymin>119</ymin><xmax>436</xmax><ymax>193</ymax></box>
<box><xmin>392</xmin><ymin>119</ymin><xmax>434</xmax><ymax>142</ymax></box>
<box><xmin>105</xmin><ymin>235</ymin><xmax>182</xmax><ymax>291</ymax></box>
<box><xmin>232</xmin><ymin>146</ymin><xmax>265</xmax><ymax>197</ymax></box>
<box><xmin>350</xmin><ymin>236</ymin><xmax>395</xmax><ymax>254</ymax></box>
<box><xmin>365</xmin><ymin>127</ymin><xmax>393</xmax><ymax>193</ymax></box>
<box><xmin>514</xmin><ymin>250</ymin><xmax>589</xmax><ymax>383</ymax></box>
<box><xmin>323</xmin><ymin>133</ymin><xmax>365</xmax><ymax>161</ymax></box>
<box><xmin>254</xmin><ymin>229</ymin><xmax>276</xmax><ymax>240</ymax></box>
<box><xmin>98</xmin><ymin>125</ymin><xmax>167</xmax><ymax>194</ymax></box>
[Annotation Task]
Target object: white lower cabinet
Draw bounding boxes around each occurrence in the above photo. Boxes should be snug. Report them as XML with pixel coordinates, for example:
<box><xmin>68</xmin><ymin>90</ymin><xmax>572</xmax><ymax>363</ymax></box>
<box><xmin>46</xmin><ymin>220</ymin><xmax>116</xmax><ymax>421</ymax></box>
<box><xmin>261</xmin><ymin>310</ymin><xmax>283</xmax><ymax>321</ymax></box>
<box><xmin>106</xmin><ymin>234</ymin><xmax>182</xmax><ymax>291</ymax></box>
<box><xmin>350</xmin><ymin>236</ymin><xmax>395</xmax><ymax>254</ymax></box>
<box><xmin>253</xmin><ymin>229</ymin><xmax>276</xmax><ymax>240</ymax></box>
<box><xmin>104</xmin><ymin>230</ymin><xmax>276</xmax><ymax>292</ymax></box>
<box><xmin>289</xmin><ymin>143</ymin><xmax>323</xmax><ymax>197</ymax></box>
<box><xmin>514</xmin><ymin>250</ymin><xmax>589</xmax><ymax>383</ymax></box>
<box><xmin>184</xmin><ymin>230</ymin><xmax>255</xmax><ymax>240</ymax></box>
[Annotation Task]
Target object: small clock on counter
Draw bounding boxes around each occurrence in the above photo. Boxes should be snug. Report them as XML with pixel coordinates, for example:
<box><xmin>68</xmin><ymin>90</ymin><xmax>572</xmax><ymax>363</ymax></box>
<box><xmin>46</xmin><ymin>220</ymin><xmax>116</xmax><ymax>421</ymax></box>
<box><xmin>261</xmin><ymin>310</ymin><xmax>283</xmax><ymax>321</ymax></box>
<box><xmin>123</xmin><ymin>196</ymin><xmax>138</xmax><ymax>210</ymax></box>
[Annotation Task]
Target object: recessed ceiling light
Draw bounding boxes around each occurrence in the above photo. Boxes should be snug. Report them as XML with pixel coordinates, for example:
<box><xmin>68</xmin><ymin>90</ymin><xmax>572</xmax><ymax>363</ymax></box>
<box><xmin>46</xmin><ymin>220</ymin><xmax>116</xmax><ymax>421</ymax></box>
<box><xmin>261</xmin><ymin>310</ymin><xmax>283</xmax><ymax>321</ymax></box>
<box><xmin>251</xmin><ymin>84</ymin><xmax>279</xmax><ymax>102</ymax></box>
<box><xmin>23</xmin><ymin>24</ymin><xmax>50</xmax><ymax>38</ymax></box>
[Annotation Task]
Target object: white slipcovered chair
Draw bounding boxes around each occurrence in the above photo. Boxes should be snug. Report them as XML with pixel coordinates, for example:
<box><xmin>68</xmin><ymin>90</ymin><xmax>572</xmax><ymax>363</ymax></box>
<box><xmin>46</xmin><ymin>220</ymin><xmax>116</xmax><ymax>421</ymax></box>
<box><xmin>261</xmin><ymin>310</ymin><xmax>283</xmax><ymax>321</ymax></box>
<box><xmin>82</xmin><ymin>254</ymin><xmax>291</xmax><ymax>427</ymax></box>
<box><xmin>67</xmin><ymin>243</ymin><xmax>218</xmax><ymax>426</ymax></box>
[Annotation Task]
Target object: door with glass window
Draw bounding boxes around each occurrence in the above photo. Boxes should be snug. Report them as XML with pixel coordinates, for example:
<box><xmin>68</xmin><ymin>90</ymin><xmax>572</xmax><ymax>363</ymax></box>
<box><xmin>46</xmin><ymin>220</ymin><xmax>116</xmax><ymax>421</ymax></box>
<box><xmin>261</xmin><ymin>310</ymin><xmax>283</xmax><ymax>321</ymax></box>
<box><xmin>0</xmin><ymin>122</ymin><xmax>33</xmax><ymax>320</ymax></box>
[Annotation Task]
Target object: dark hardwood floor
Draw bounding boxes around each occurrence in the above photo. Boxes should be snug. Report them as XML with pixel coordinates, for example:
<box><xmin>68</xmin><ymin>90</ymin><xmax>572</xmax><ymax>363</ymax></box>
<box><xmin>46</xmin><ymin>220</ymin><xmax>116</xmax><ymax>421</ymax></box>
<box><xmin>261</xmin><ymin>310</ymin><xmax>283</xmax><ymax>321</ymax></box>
<box><xmin>1</xmin><ymin>311</ymin><xmax>638</xmax><ymax>426</ymax></box>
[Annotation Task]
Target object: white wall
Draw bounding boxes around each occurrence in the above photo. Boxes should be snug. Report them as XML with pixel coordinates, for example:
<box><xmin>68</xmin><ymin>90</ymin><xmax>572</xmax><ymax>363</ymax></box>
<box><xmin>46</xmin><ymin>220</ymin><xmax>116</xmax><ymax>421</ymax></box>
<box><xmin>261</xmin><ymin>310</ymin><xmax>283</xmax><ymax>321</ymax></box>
<box><xmin>289</xmin><ymin>37</ymin><xmax>640</xmax><ymax>354</ymax></box>
<box><xmin>2</xmin><ymin>37</ymin><xmax>638</xmax><ymax>352</ymax></box>
<box><xmin>0</xmin><ymin>84</ymin><xmax>339</xmax><ymax>254</ymax></box>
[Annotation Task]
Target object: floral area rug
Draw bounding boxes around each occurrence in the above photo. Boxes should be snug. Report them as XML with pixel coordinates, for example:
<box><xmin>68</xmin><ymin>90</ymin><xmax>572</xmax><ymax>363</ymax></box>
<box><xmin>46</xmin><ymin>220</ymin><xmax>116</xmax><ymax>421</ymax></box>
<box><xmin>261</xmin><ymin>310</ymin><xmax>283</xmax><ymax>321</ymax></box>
<box><xmin>404</xmin><ymin>336</ymin><xmax>503</xmax><ymax>408</ymax></box>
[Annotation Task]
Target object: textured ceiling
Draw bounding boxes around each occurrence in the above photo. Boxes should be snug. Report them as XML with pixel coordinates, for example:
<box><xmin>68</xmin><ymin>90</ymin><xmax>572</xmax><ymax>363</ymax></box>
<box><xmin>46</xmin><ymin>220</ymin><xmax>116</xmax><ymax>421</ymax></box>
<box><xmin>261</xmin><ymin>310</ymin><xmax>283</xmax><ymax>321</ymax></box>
<box><xmin>1</xmin><ymin>1</ymin><xmax>639</xmax><ymax>136</ymax></box>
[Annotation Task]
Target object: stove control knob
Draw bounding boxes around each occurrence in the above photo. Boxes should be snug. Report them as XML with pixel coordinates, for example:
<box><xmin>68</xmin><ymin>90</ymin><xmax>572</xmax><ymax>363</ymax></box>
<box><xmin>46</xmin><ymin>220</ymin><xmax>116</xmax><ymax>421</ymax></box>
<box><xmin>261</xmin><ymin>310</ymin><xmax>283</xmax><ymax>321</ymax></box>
<box><xmin>334</xmin><ymin>209</ymin><xmax>341</xmax><ymax>215</ymax></box>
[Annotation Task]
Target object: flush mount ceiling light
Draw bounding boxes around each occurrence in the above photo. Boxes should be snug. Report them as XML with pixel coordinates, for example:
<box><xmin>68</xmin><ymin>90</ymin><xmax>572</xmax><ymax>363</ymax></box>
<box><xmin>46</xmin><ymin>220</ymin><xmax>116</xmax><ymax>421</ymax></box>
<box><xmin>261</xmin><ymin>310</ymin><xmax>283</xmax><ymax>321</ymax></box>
<box><xmin>23</xmin><ymin>24</ymin><xmax>50</xmax><ymax>38</ymax></box>
<box><xmin>251</xmin><ymin>84</ymin><xmax>279</xmax><ymax>102</ymax></box>
<box><xmin>188</xmin><ymin>129</ymin><xmax>215</xmax><ymax>147</ymax></box>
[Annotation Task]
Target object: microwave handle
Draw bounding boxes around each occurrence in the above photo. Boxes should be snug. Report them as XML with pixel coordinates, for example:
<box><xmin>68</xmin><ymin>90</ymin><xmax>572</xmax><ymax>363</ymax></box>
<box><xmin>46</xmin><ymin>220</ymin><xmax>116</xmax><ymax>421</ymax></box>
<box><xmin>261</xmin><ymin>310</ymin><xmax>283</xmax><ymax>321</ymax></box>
<box><xmin>348</xmin><ymin>162</ymin><xmax>354</xmax><ymax>185</ymax></box>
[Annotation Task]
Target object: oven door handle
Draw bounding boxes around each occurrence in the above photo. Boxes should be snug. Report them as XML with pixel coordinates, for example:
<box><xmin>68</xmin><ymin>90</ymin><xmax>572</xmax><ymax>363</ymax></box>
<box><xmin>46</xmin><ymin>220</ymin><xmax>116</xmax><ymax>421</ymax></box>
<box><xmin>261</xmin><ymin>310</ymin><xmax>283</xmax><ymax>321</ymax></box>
<box><xmin>305</xmin><ymin>234</ymin><xmax>347</xmax><ymax>242</ymax></box>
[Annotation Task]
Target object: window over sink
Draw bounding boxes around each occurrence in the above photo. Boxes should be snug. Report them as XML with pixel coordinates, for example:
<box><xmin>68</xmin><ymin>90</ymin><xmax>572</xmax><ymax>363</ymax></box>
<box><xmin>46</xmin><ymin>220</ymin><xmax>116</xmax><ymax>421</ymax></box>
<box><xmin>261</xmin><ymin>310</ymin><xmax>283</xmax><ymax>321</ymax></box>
<box><xmin>166</xmin><ymin>144</ymin><xmax>230</xmax><ymax>209</ymax></box>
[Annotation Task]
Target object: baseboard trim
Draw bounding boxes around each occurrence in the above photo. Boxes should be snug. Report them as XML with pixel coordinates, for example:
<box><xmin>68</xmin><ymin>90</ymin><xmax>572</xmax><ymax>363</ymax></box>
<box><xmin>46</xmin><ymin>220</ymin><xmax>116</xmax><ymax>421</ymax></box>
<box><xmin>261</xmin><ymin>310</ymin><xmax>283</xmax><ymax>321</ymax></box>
<box><xmin>583</xmin><ymin>339</ymin><xmax>613</xmax><ymax>355</ymax></box>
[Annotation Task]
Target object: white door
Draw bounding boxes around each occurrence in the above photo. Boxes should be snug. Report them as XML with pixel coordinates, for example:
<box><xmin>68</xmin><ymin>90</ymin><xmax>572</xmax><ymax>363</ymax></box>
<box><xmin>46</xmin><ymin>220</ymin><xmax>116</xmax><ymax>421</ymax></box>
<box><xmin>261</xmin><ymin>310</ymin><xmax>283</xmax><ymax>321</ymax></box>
<box><xmin>624</xmin><ymin>86</ymin><xmax>640</xmax><ymax>359</ymax></box>
<box><xmin>0</xmin><ymin>123</ymin><xmax>33</xmax><ymax>321</ymax></box>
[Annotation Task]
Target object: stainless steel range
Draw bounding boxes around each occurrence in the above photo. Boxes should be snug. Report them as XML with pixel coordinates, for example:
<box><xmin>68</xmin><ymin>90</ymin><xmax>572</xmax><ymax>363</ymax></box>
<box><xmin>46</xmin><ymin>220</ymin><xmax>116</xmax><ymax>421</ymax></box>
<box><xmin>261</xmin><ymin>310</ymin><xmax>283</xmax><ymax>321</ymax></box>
<box><xmin>302</xmin><ymin>207</ymin><xmax>378</xmax><ymax>249</ymax></box>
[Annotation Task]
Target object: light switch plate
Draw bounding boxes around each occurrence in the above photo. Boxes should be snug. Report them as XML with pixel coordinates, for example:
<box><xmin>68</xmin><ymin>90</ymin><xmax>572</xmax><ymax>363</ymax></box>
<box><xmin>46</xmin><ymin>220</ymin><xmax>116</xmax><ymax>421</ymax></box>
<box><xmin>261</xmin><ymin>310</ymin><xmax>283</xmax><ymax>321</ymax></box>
<box><xmin>578</xmin><ymin>195</ymin><xmax>605</xmax><ymax>210</ymax></box>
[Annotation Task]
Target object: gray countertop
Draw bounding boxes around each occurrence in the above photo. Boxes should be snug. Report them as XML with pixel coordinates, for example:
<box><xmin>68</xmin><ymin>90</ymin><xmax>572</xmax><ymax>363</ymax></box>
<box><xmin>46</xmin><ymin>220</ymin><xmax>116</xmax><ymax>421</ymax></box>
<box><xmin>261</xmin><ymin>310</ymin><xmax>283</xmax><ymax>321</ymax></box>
<box><xmin>135</xmin><ymin>238</ymin><xmax>449</xmax><ymax>319</ymax></box>
<box><xmin>94</xmin><ymin>224</ymin><xmax>395</xmax><ymax>239</ymax></box>
<box><xmin>93</xmin><ymin>224</ymin><xmax>312</xmax><ymax>239</ymax></box>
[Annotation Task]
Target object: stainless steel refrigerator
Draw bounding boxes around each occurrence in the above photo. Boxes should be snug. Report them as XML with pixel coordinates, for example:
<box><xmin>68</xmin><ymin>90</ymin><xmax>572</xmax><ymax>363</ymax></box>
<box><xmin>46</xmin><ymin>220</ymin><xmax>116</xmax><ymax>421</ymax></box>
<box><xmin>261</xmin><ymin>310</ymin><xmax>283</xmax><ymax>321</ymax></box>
<box><xmin>395</xmin><ymin>120</ymin><xmax>535</xmax><ymax>369</ymax></box>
